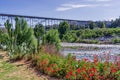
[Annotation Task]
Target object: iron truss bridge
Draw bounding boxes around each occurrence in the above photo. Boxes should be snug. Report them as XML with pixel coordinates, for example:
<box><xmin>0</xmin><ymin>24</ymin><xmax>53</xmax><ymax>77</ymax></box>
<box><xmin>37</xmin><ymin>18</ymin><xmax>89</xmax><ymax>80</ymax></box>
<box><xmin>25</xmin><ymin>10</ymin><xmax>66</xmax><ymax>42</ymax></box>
<box><xmin>0</xmin><ymin>13</ymin><xmax>91</xmax><ymax>29</ymax></box>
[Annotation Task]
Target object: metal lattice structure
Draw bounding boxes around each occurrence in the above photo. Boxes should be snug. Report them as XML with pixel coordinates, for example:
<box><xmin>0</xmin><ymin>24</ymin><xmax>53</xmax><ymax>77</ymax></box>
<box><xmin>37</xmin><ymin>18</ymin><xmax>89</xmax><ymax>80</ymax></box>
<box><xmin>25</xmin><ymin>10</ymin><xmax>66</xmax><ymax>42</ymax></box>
<box><xmin>0</xmin><ymin>13</ymin><xmax>91</xmax><ymax>29</ymax></box>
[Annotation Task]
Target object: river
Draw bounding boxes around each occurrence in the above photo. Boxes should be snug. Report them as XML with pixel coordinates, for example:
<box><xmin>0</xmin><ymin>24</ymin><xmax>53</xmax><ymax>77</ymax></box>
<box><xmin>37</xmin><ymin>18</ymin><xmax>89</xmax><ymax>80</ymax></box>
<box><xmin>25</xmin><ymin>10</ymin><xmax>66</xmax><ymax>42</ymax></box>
<box><xmin>61</xmin><ymin>43</ymin><xmax>120</xmax><ymax>62</ymax></box>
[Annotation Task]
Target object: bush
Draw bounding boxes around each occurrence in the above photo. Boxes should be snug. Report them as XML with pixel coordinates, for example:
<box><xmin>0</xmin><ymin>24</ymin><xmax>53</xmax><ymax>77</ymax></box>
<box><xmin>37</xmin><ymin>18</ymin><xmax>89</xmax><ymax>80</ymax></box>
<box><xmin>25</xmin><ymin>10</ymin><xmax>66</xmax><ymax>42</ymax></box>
<box><xmin>58</xmin><ymin>21</ymin><xmax>70</xmax><ymax>39</ymax></box>
<box><xmin>4</xmin><ymin>18</ymin><xmax>37</xmax><ymax>59</ymax></box>
<box><xmin>34</xmin><ymin>24</ymin><xmax>45</xmax><ymax>46</ymax></box>
<box><xmin>62</xmin><ymin>31</ymin><xmax>77</xmax><ymax>42</ymax></box>
<box><xmin>112</xmin><ymin>37</ymin><xmax>120</xmax><ymax>43</ymax></box>
<box><xmin>0</xmin><ymin>33</ymin><xmax>9</xmax><ymax>49</ymax></box>
<box><xmin>62</xmin><ymin>28</ymin><xmax>120</xmax><ymax>43</ymax></box>
<box><xmin>45</xmin><ymin>29</ymin><xmax>61</xmax><ymax>50</ymax></box>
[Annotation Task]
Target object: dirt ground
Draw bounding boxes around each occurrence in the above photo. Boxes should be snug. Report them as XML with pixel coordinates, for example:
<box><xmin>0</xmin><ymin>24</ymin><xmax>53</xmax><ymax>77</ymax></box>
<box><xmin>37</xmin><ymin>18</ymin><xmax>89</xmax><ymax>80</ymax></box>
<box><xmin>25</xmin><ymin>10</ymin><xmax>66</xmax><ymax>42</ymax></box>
<box><xmin>0</xmin><ymin>50</ymin><xmax>59</xmax><ymax>80</ymax></box>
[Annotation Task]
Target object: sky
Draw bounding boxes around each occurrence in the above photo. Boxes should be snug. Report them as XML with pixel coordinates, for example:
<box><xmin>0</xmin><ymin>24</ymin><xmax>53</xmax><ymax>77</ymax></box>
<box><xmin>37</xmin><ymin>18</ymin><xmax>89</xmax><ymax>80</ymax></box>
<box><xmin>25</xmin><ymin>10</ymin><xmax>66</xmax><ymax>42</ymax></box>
<box><xmin>0</xmin><ymin>0</ymin><xmax>120</xmax><ymax>21</ymax></box>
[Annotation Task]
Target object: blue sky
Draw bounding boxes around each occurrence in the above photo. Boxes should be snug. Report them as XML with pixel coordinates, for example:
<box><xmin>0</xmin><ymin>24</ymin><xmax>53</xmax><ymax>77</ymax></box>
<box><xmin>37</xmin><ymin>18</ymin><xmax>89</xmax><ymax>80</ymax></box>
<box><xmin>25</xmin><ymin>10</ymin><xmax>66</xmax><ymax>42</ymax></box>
<box><xmin>0</xmin><ymin>0</ymin><xmax>120</xmax><ymax>21</ymax></box>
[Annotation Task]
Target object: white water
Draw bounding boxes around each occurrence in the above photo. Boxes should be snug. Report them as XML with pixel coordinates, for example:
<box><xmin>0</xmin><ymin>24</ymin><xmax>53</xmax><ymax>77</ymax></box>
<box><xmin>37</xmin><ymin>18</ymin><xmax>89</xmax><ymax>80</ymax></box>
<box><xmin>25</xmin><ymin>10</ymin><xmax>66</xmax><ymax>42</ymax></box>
<box><xmin>61</xmin><ymin>43</ymin><xmax>120</xmax><ymax>62</ymax></box>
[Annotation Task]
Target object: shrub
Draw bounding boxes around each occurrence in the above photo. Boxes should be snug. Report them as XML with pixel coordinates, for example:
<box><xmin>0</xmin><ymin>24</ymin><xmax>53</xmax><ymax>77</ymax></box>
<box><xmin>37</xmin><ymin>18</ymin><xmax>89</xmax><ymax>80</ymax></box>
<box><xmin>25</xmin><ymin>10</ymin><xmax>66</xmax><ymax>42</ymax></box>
<box><xmin>34</xmin><ymin>24</ymin><xmax>45</xmax><ymax>46</ymax></box>
<box><xmin>4</xmin><ymin>18</ymin><xmax>37</xmax><ymax>59</ymax></box>
<box><xmin>62</xmin><ymin>28</ymin><xmax>120</xmax><ymax>43</ymax></box>
<box><xmin>112</xmin><ymin>37</ymin><xmax>120</xmax><ymax>43</ymax></box>
<box><xmin>0</xmin><ymin>33</ymin><xmax>9</xmax><ymax>49</ymax></box>
<box><xmin>45</xmin><ymin>29</ymin><xmax>61</xmax><ymax>50</ymax></box>
<box><xmin>62</xmin><ymin>31</ymin><xmax>77</xmax><ymax>42</ymax></box>
<box><xmin>58</xmin><ymin>21</ymin><xmax>70</xmax><ymax>39</ymax></box>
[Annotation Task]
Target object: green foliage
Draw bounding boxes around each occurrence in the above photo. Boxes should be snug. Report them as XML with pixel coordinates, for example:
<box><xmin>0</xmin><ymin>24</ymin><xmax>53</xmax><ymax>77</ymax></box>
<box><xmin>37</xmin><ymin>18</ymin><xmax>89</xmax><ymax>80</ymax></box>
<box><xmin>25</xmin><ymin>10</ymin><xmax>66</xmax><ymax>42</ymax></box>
<box><xmin>15</xmin><ymin>18</ymin><xmax>29</xmax><ymax>45</ymax></box>
<box><xmin>58</xmin><ymin>21</ymin><xmax>70</xmax><ymax>39</ymax></box>
<box><xmin>4</xmin><ymin>20</ymin><xmax>14</xmax><ymax>52</ymax></box>
<box><xmin>62</xmin><ymin>28</ymin><xmax>120</xmax><ymax>43</ymax></box>
<box><xmin>97</xmin><ymin>21</ymin><xmax>106</xmax><ymax>28</ymax></box>
<box><xmin>45</xmin><ymin>29</ymin><xmax>61</xmax><ymax>50</ymax></box>
<box><xmin>112</xmin><ymin>37</ymin><xmax>120</xmax><ymax>43</ymax></box>
<box><xmin>100</xmin><ymin>22</ymin><xmax>106</xmax><ymax>28</ymax></box>
<box><xmin>62</xmin><ymin>31</ymin><xmax>77</xmax><ymax>42</ymax></box>
<box><xmin>26</xmin><ymin>27</ymin><xmax>37</xmax><ymax>53</ymax></box>
<box><xmin>4</xmin><ymin>18</ymin><xmax>37</xmax><ymax>59</ymax></box>
<box><xmin>0</xmin><ymin>30</ymin><xmax>2</xmax><ymax>48</ymax></box>
<box><xmin>89</xmin><ymin>21</ymin><xmax>97</xmax><ymax>29</ymax></box>
<box><xmin>4</xmin><ymin>20</ymin><xmax>13</xmax><ymax>38</ymax></box>
<box><xmin>34</xmin><ymin>24</ymin><xmax>45</xmax><ymax>46</ymax></box>
<box><xmin>0</xmin><ymin>33</ymin><xmax>9</xmax><ymax>49</ymax></box>
<box><xmin>111</xmin><ymin>18</ymin><xmax>120</xmax><ymax>28</ymax></box>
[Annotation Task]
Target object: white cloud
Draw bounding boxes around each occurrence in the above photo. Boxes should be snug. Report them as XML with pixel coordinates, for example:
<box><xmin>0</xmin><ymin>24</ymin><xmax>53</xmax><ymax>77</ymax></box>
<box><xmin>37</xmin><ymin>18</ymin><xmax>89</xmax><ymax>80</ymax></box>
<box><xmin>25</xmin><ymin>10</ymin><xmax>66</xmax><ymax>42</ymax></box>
<box><xmin>56</xmin><ymin>3</ymin><xmax>111</xmax><ymax>11</ymax></box>
<box><xmin>56</xmin><ymin>4</ymin><xmax>96</xmax><ymax>11</ymax></box>
<box><xmin>62</xmin><ymin>4</ymin><xmax>93</xmax><ymax>8</ymax></box>
<box><xmin>56</xmin><ymin>7</ymin><xmax>72</xmax><ymax>11</ymax></box>
<box><xmin>87</xmin><ymin>0</ymin><xmax>112</xmax><ymax>2</ymax></box>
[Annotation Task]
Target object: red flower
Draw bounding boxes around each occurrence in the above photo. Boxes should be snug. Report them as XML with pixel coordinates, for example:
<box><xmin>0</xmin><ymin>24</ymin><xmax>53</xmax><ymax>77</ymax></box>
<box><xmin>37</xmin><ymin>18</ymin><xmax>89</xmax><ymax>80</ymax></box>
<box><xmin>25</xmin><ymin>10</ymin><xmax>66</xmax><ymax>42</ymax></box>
<box><xmin>91</xmin><ymin>67</ymin><xmax>97</xmax><ymax>73</ymax></box>
<box><xmin>52</xmin><ymin>70</ymin><xmax>56</xmax><ymax>73</ymax></box>
<box><xmin>94</xmin><ymin>59</ymin><xmax>98</xmax><ymax>63</ymax></box>
<box><xmin>84</xmin><ymin>58</ymin><xmax>89</xmax><ymax>62</ymax></box>
<box><xmin>68</xmin><ymin>71</ymin><xmax>73</xmax><ymax>75</ymax></box>
<box><xmin>46</xmin><ymin>67</ymin><xmax>51</xmax><ymax>71</ymax></box>
<box><xmin>94</xmin><ymin>54</ymin><xmax>98</xmax><ymax>64</ymax></box>
<box><xmin>66</xmin><ymin>75</ymin><xmax>70</xmax><ymax>79</ymax></box>
<box><xmin>111</xmin><ymin>68</ymin><xmax>117</xmax><ymax>73</ymax></box>
<box><xmin>82</xmin><ymin>67</ymin><xmax>86</xmax><ymax>71</ymax></box>
<box><xmin>87</xmin><ymin>78</ymin><xmax>90</xmax><ymax>80</ymax></box>
<box><xmin>83</xmin><ymin>74</ymin><xmax>86</xmax><ymax>78</ymax></box>
<box><xmin>77</xmin><ymin>68</ymin><xmax>81</xmax><ymax>73</ymax></box>
<box><xmin>89</xmin><ymin>73</ymin><xmax>94</xmax><ymax>77</ymax></box>
<box><xmin>98</xmin><ymin>76</ymin><xmax>103</xmax><ymax>79</ymax></box>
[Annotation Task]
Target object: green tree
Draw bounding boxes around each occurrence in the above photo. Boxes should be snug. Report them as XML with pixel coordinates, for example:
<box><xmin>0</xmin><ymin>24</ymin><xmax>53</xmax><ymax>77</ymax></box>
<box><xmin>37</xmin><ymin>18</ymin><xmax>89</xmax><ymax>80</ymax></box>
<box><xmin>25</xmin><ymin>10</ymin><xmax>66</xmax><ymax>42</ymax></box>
<box><xmin>58</xmin><ymin>21</ymin><xmax>70</xmax><ymax>39</ymax></box>
<box><xmin>4</xmin><ymin>20</ymin><xmax>13</xmax><ymax>52</ymax></box>
<box><xmin>4</xmin><ymin>18</ymin><xmax>37</xmax><ymax>58</ymax></box>
<box><xmin>26</xmin><ymin>27</ymin><xmax>37</xmax><ymax>53</ymax></box>
<box><xmin>34</xmin><ymin>24</ymin><xmax>45</xmax><ymax>46</ymax></box>
<box><xmin>98</xmin><ymin>22</ymin><xmax>106</xmax><ymax>28</ymax></box>
<box><xmin>89</xmin><ymin>21</ymin><xmax>97</xmax><ymax>29</ymax></box>
<box><xmin>111</xmin><ymin>18</ymin><xmax>120</xmax><ymax>28</ymax></box>
<box><xmin>101</xmin><ymin>22</ymin><xmax>106</xmax><ymax>28</ymax></box>
<box><xmin>0</xmin><ymin>29</ymin><xmax>2</xmax><ymax>48</ymax></box>
<box><xmin>62</xmin><ymin>31</ymin><xmax>77</xmax><ymax>42</ymax></box>
<box><xmin>45</xmin><ymin>29</ymin><xmax>61</xmax><ymax>50</ymax></box>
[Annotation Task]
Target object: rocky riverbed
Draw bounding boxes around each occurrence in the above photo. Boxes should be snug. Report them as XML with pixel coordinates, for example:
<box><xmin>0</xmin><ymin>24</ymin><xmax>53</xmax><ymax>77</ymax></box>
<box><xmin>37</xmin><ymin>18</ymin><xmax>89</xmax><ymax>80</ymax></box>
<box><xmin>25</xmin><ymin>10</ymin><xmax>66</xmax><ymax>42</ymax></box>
<box><xmin>61</xmin><ymin>43</ymin><xmax>120</xmax><ymax>62</ymax></box>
